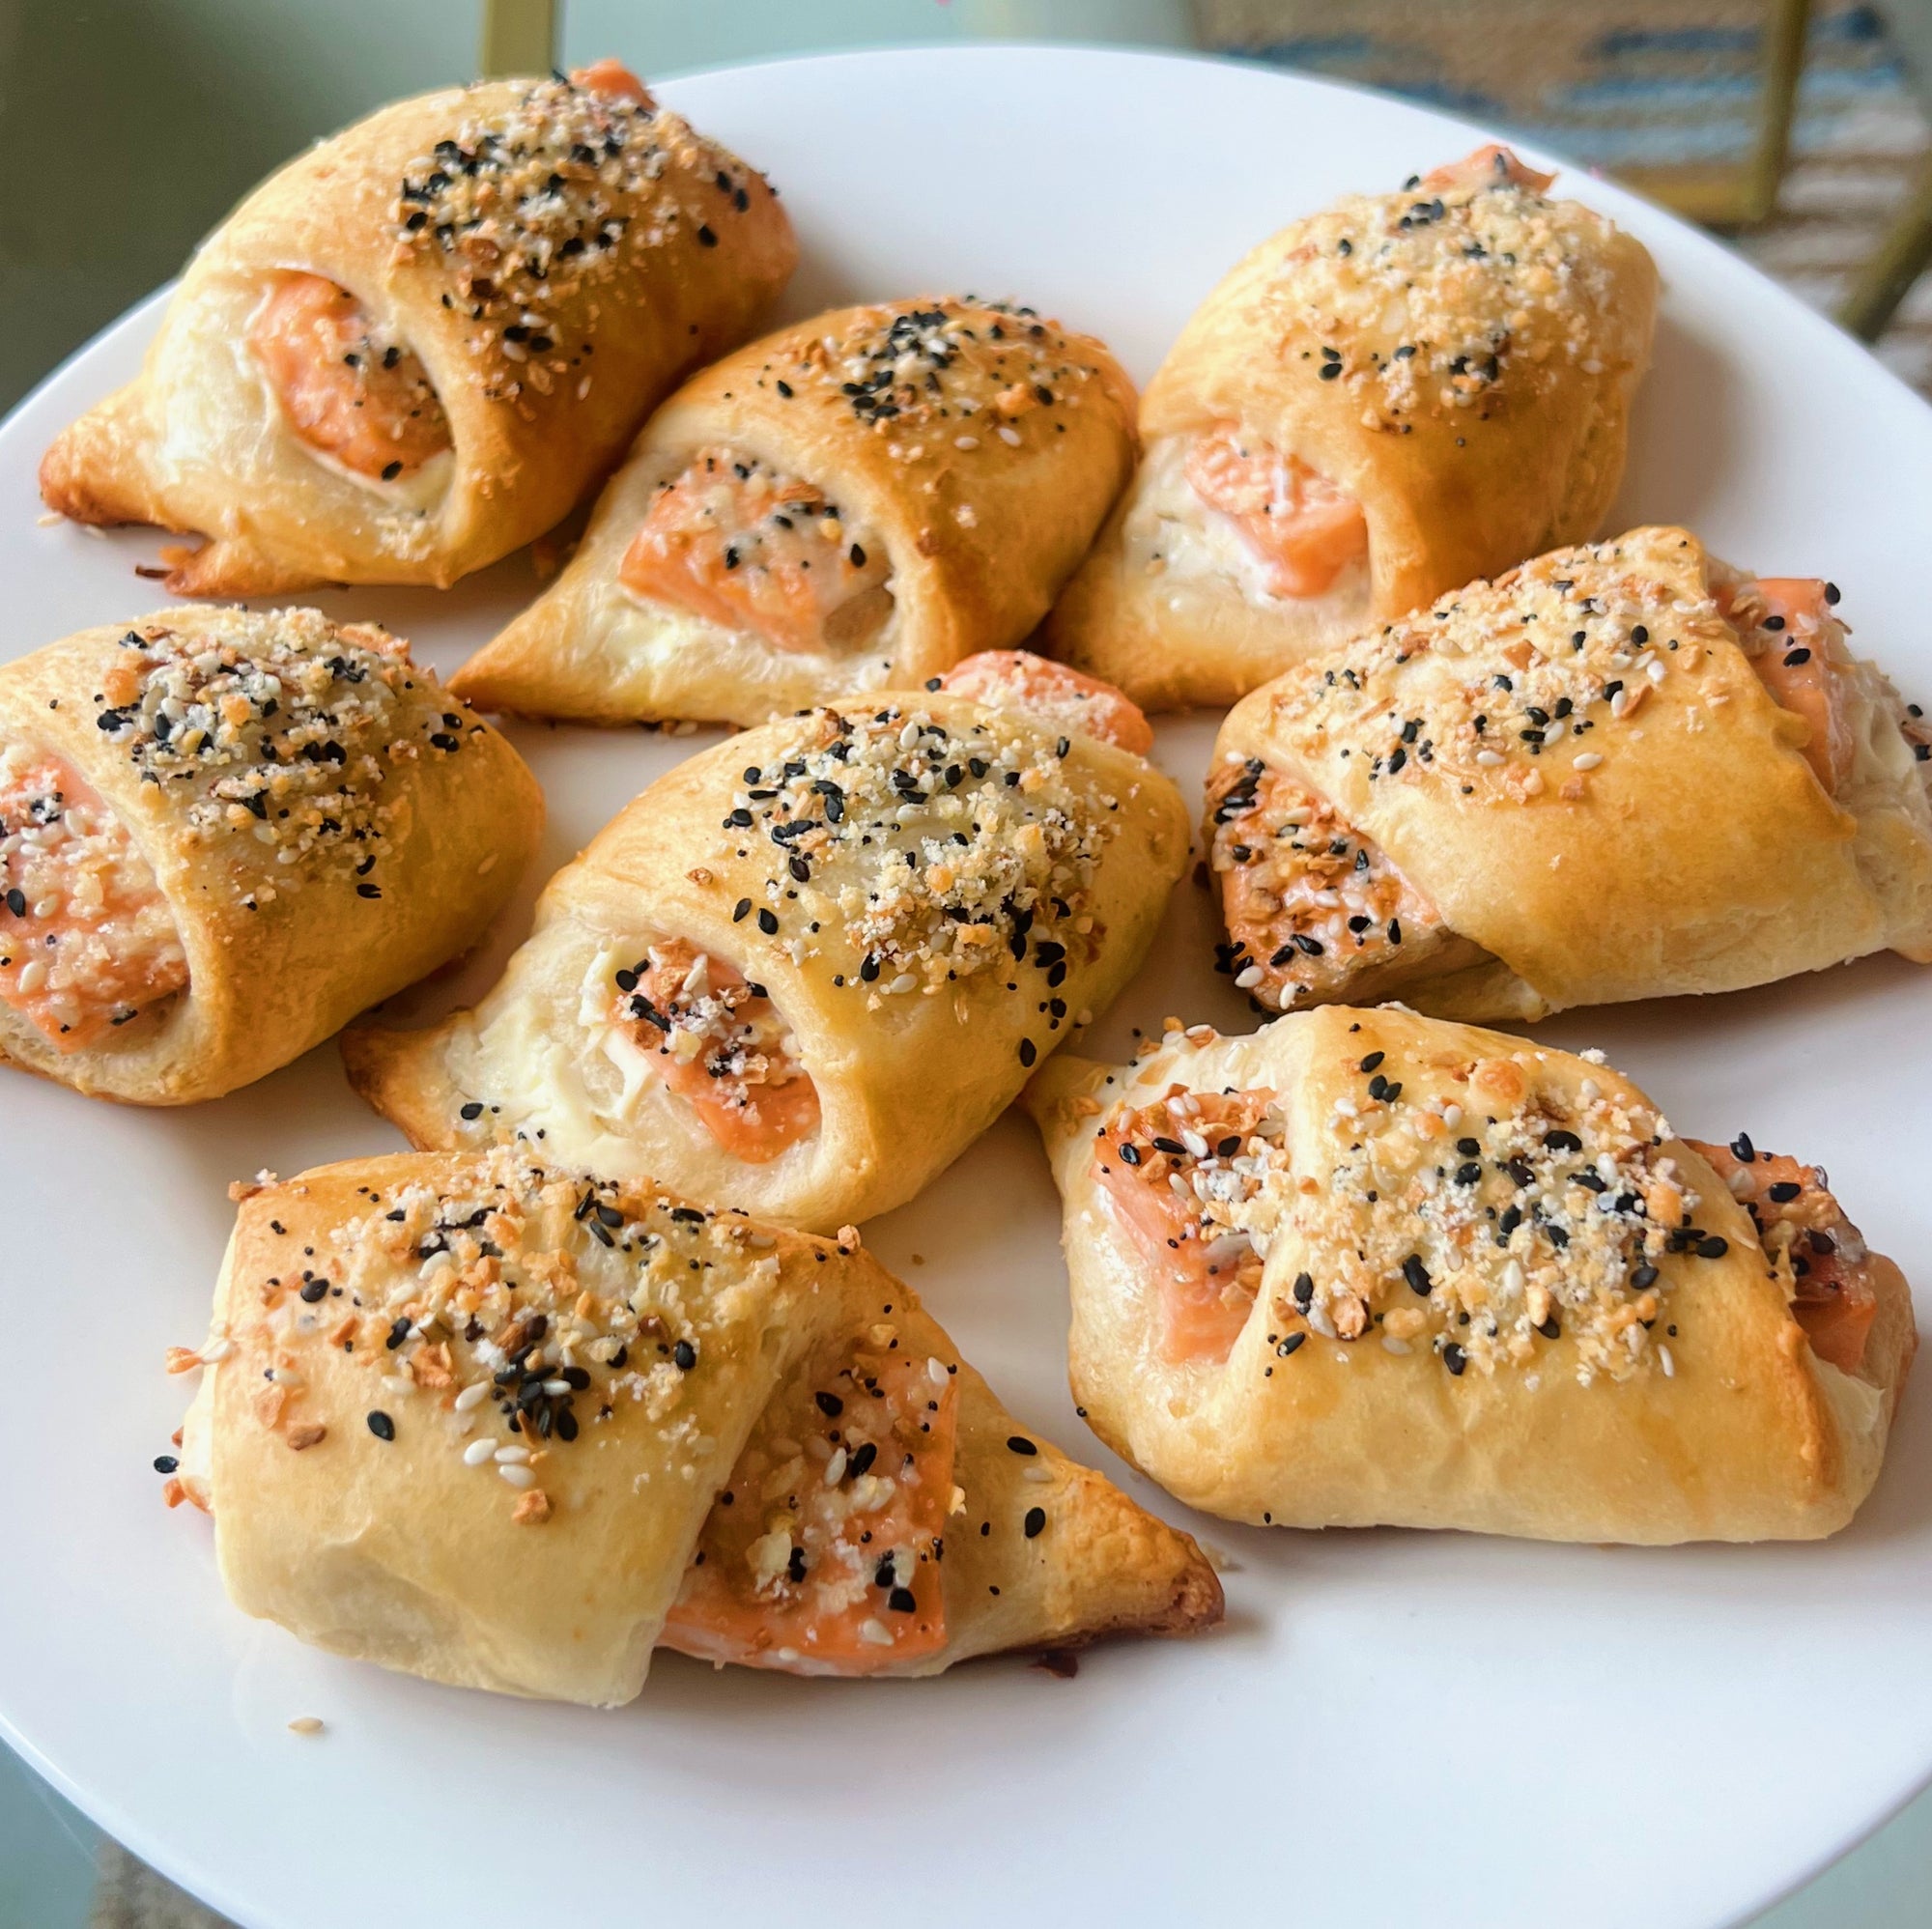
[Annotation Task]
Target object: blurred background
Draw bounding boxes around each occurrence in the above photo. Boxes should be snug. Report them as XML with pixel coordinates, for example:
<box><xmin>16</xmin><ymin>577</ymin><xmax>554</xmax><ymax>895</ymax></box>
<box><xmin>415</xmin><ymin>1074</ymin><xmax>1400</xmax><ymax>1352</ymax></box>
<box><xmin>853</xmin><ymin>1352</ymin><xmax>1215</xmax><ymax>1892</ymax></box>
<box><xmin>2</xmin><ymin>2</ymin><xmax>1930</xmax><ymax>1924</ymax></box>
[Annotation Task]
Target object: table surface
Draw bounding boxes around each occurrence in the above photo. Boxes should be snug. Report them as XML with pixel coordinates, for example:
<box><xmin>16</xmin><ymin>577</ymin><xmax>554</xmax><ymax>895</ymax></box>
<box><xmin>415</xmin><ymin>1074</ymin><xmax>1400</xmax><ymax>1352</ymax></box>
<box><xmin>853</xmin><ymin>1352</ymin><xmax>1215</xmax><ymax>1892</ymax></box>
<box><xmin>2</xmin><ymin>9</ymin><xmax>1929</xmax><ymax>1927</ymax></box>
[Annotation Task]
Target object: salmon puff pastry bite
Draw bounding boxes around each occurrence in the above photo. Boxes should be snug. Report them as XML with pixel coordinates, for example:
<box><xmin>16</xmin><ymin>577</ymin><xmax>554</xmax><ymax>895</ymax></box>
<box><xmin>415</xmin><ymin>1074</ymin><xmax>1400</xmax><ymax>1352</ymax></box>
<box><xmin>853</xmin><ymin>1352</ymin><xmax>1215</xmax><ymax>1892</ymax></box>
<box><xmin>0</xmin><ymin>607</ymin><xmax>540</xmax><ymax>1104</ymax></box>
<box><xmin>1026</xmin><ymin>1007</ymin><xmax>1916</xmax><ymax>1543</ymax></box>
<box><xmin>446</xmin><ymin>298</ymin><xmax>1137</xmax><ymax>724</ymax></box>
<box><xmin>40</xmin><ymin>61</ymin><xmax>795</xmax><ymax>596</ymax></box>
<box><xmin>1045</xmin><ymin>147</ymin><xmax>1657</xmax><ymax>710</ymax></box>
<box><xmin>171</xmin><ymin>1149</ymin><xmax>1220</xmax><ymax>1702</ymax></box>
<box><xmin>344</xmin><ymin>655</ymin><xmax>1185</xmax><ymax>1231</ymax></box>
<box><xmin>1206</xmin><ymin>526</ymin><xmax>1932</xmax><ymax>1022</ymax></box>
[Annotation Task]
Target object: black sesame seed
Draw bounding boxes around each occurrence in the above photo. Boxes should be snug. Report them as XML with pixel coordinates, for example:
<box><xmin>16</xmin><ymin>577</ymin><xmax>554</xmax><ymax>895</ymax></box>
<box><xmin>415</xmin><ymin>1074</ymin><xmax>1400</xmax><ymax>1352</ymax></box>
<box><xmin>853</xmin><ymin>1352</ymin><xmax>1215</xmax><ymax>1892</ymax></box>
<box><xmin>1359</xmin><ymin>1051</ymin><xmax>1385</xmax><ymax>1073</ymax></box>
<box><xmin>1276</xmin><ymin>1333</ymin><xmax>1305</xmax><ymax>1357</ymax></box>
<box><xmin>1545</xmin><ymin>1130</ymin><xmax>1582</xmax><ymax>1153</ymax></box>
<box><xmin>732</xmin><ymin>898</ymin><xmax>752</xmax><ymax>922</ymax></box>
<box><xmin>847</xmin><ymin>1441</ymin><xmax>878</xmax><ymax>1477</ymax></box>
<box><xmin>1768</xmin><ymin>1180</ymin><xmax>1803</xmax><ymax>1203</ymax></box>
<box><xmin>1730</xmin><ymin>1133</ymin><xmax>1755</xmax><ymax>1162</ymax></box>
<box><xmin>1403</xmin><ymin>1254</ymin><xmax>1433</xmax><ymax>1296</ymax></box>
<box><xmin>367</xmin><ymin>1410</ymin><xmax>395</xmax><ymax>1441</ymax></box>
<box><xmin>154</xmin><ymin>1455</ymin><xmax>179</xmax><ymax>1474</ymax></box>
<box><xmin>299</xmin><ymin>1278</ymin><xmax>330</xmax><ymax>1303</ymax></box>
<box><xmin>672</xmin><ymin>1340</ymin><xmax>697</xmax><ymax>1371</ymax></box>
<box><xmin>459</xmin><ymin>1101</ymin><xmax>484</xmax><ymax>1121</ymax></box>
<box><xmin>815</xmin><ymin>1391</ymin><xmax>844</xmax><ymax>1417</ymax></box>
<box><xmin>1696</xmin><ymin>1235</ymin><xmax>1729</xmax><ymax>1259</ymax></box>
<box><xmin>756</xmin><ymin>908</ymin><xmax>779</xmax><ymax>935</ymax></box>
<box><xmin>1023</xmin><ymin>1506</ymin><xmax>1046</xmax><ymax>1539</ymax></box>
<box><xmin>1007</xmin><ymin>1435</ymin><xmax>1037</xmax><ymax>1456</ymax></box>
<box><xmin>1441</xmin><ymin>1344</ymin><xmax>1467</xmax><ymax>1376</ymax></box>
<box><xmin>1018</xmin><ymin>1038</ymin><xmax>1037</xmax><ymax>1066</ymax></box>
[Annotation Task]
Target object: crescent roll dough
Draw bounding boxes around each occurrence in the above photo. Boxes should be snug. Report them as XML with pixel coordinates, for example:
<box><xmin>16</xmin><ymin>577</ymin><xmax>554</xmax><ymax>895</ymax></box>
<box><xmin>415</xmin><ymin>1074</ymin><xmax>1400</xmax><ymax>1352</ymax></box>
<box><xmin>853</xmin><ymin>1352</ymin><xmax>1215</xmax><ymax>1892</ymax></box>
<box><xmin>1202</xmin><ymin>526</ymin><xmax>1932</xmax><ymax>1023</ymax></box>
<box><xmin>0</xmin><ymin>607</ymin><xmax>541</xmax><ymax>1104</ymax></box>
<box><xmin>172</xmin><ymin>1148</ymin><xmax>1220</xmax><ymax>1702</ymax></box>
<box><xmin>1044</xmin><ymin>146</ymin><xmax>1657</xmax><ymax>710</ymax></box>
<box><xmin>40</xmin><ymin>65</ymin><xmax>795</xmax><ymax>596</ymax></box>
<box><xmin>343</xmin><ymin>668</ymin><xmax>1188</xmax><ymax>1233</ymax></box>
<box><xmin>1026</xmin><ymin>1006</ymin><xmax>1916</xmax><ymax>1544</ymax></box>
<box><xmin>445</xmin><ymin>298</ymin><xmax>1138</xmax><ymax>724</ymax></box>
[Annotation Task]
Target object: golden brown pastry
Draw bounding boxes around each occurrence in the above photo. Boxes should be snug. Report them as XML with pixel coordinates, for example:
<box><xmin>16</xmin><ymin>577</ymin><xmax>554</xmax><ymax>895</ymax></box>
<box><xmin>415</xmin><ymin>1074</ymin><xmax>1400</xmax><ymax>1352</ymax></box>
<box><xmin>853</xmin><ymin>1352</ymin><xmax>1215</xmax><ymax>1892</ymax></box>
<box><xmin>343</xmin><ymin>655</ymin><xmax>1187</xmax><ymax>1232</ymax></box>
<box><xmin>445</xmin><ymin>297</ymin><xmax>1137</xmax><ymax>724</ymax></box>
<box><xmin>1045</xmin><ymin>146</ymin><xmax>1658</xmax><ymax>710</ymax></box>
<box><xmin>1026</xmin><ymin>1005</ymin><xmax>1915</xmax><ymax>1544</ymax></box>
<box><xmin>40</xmin><ymin>62</ymin><xmax>795</xmax><ymax>596</ymax></box>
<box><xmin>170</xmin><ymin>1147</ymin><xmax>1220</xmax><ymax>1702</ymax></box>
<box><xmin>0</xmin><ymin>607</ymin><xmax>541</xmax><ymax>1103</ymax></box>
<box><xmin>1203</xmin><ymin>526</ymin><xmax>1932</xmax><ymax>1022</ymax></box>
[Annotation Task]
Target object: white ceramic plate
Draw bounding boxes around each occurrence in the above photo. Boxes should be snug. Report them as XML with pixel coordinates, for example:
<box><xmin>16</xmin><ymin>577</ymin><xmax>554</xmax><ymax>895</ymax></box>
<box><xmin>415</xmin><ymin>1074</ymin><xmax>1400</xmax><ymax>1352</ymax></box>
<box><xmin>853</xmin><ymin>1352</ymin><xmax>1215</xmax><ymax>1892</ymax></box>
<box><xmin>3</xmin><ymin>45</ymin><xmax>1930</xmax><ymax>1929</ymax></box>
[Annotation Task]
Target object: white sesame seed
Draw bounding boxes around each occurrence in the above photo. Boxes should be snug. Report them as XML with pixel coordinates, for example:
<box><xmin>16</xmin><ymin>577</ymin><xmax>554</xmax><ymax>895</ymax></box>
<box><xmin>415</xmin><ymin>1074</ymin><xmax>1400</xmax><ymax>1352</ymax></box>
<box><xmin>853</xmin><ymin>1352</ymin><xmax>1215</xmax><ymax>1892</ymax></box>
<box><xmin>541</xmin><ymin>1378</ymin><xmax>571</xmax><ymax>1397</ymax></box>
<box><xmin>454</xmin><ymin>1381</ymin><xmax>490</xmax><ymax>1412</ymax></box>
<box><xmin>1476</xmin><ymin>750</ymin><xmax>1505</xmax><ymax>768</ymax></box>
<box><xmin>198</xmin><ymin>1338</ymin><xmax>234</xmax><ymax>1365</ymax></box>
<box><xmin>823</xmin><ymin>1446</ymin><xmax>848</xmax><ymax>1485</ymax></box>
<box><xmin>1573</xmin><ymin>752</ymin><xmax>1604</xmax><ymax>771</ymax></box>
<box><xmin>494</xmin><ymin>1443</ymin><xmax>530</xmax><ymax>1464</ymax></box>
<box><xmin>996</xmin><ymin>425</ymin><xmax>1022</xmax><ymax>446</ymax></box>
<box><xmin>1234</xmin><ymin>965</ymin><xmax>1264</xmax><ymax>988</ymax></box>
<box><xmin>1659</xmin><ymin>1347</ymin><xmax>1675</xmax><ymax>1377</ymax></box>
<box><xmin>858</xmin><ymin>1617</ymin><xmax>895</xmax><ymax>1647</ymax></box>
<box><xmin>463</xmin><ymin>1439</ymin><xmax>496</xmax><ymax>1466</ymax></box>
<box><xmin>497</xmin><ymin>1462</ymin><xmax>537</xmax><ymax>1489</ymax></box>
<box><xmin>1646</xmin><ymin>660</ymin><xmax>1666</xmax><ymax>684</ymax></box>
<box><xmin>287</xmin><ymin>1716</ymin><xmax>325</xmax><ymax>1736</ymax></box>
<box><xmin>953</xmin><ymin>435</ymin><xmax>979</xmax><ymax>449</ymax></box>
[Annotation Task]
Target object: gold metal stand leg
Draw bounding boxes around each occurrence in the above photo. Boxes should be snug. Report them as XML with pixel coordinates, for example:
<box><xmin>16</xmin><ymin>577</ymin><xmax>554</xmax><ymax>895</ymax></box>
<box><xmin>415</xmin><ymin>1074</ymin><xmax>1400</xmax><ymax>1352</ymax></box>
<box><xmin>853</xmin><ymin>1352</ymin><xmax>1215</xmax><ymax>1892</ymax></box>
<box><xmin>1839</xmin><ymin>152</ymin><xmax>1932</xmax><ymax>342</ymax></box>
<box><xmin>480</xmin><ymin>0</ymin><xmax>558</xmax><ymax>79</ymax></box>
